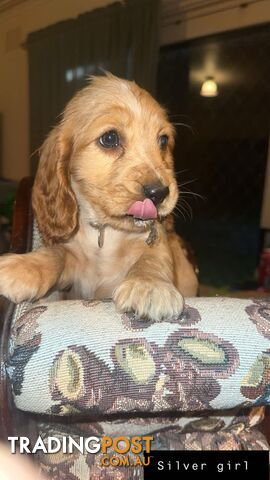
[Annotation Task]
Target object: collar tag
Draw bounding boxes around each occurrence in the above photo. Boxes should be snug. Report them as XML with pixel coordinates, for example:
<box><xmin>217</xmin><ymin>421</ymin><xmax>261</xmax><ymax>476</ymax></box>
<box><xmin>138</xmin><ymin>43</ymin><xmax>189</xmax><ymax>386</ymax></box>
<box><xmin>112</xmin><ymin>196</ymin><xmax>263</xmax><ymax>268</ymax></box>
<box><xmin>98</xmin><ymin>225</ymin><xmax>106</xmax><ymax>248</ymax></box>
<box><xmin>146</xmin><ymin>222</ymin><xmax>158</xmax><ymax>246</ymax></box>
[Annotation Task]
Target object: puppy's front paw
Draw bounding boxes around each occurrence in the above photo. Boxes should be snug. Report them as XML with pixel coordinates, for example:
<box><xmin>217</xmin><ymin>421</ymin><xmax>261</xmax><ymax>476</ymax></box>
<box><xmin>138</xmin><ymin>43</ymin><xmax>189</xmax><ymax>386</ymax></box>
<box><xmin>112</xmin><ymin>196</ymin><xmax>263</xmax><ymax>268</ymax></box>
<box><xmin>0</xmin><ymin>254</ymin><xmax>44</xmax><ymax>303</ymax></box>
<box><xmin>113</xmin><ymin>278</ymin><xmax>184</xmax><ymax>322</ymax></box>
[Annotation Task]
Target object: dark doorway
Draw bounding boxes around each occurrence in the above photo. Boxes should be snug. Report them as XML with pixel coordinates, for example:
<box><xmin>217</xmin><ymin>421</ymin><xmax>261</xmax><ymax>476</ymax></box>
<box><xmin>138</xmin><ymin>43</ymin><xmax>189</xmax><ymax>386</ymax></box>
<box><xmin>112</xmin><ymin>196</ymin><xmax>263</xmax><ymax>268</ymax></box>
<box><xmin>157</xmin><ymin>24</ymin><xmax>270</xmax><ymax>287</ymax></box>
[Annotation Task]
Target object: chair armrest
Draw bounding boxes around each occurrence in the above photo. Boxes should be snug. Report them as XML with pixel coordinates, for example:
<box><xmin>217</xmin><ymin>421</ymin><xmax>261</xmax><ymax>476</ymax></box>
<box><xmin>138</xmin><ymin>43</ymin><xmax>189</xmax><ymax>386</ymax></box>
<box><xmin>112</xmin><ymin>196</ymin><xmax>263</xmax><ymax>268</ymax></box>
<box><xmin>7</xmin><ymin>297</ymin><xmax>270</xmax><ymax>417</ymax></box>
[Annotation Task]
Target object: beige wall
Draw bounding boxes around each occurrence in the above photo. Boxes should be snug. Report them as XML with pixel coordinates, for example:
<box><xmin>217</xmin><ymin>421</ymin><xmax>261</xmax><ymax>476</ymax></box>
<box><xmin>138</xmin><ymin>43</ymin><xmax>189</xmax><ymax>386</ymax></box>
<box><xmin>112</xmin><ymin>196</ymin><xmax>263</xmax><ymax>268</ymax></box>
<box><xmin>0</xmin><ymin>0</ymin><xmax>113</xmax><ymax>180</ymax></box>
<box><xmin>1</xmin><ymin>0</ymin><xmax>270</xmax><ymax>180</ymax></box>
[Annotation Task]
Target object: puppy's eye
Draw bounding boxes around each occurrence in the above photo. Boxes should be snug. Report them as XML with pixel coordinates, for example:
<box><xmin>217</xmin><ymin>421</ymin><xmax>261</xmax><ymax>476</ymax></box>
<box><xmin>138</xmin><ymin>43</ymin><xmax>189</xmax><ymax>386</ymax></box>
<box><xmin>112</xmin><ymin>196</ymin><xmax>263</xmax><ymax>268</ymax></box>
<box><xmin>99</xmin><ymin>130</ymin><xmax>119</xmax><ymax>148</ymax></box>
<box><xmin>159</xmin><ymin>134</ymin><xmax>168</xmax><ymax>149</ymax></box>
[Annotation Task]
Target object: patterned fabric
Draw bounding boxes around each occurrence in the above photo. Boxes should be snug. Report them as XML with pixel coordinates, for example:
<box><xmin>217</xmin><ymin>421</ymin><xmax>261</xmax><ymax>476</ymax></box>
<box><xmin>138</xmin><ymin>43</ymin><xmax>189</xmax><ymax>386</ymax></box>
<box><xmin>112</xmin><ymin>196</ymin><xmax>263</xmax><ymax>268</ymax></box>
<box><xmin>6</xmin><ymin>297</ymin><xmax>270</xmax><ymax>415</ymax></box>
<box><xmin>5</xmin><ymin>285</ymin><xmax>270</xmax><ymax>478</ymax></box>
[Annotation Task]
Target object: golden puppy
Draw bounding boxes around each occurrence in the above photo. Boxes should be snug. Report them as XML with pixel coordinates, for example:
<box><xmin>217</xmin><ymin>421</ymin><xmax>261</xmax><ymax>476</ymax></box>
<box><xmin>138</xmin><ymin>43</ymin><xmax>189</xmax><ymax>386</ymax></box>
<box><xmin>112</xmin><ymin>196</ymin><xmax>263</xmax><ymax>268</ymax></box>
<box><xmin>0</xmin><ymin>74</ymin><xmax>198</xmax><ymax>321</ymax></box>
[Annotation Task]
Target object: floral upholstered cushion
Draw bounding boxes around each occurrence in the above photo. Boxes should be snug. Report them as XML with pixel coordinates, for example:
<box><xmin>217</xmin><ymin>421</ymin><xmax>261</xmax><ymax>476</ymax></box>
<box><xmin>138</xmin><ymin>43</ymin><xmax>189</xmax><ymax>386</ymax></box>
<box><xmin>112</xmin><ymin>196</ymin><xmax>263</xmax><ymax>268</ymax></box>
<box><xmin>7</xmin><ymin>296</ymin><xmax>270</xmax><ymax>479</ymax></box>
<box><xmin>6</xmin><ymin>296</ymin><xmax>270</xmax><ymax>416</ymax></box>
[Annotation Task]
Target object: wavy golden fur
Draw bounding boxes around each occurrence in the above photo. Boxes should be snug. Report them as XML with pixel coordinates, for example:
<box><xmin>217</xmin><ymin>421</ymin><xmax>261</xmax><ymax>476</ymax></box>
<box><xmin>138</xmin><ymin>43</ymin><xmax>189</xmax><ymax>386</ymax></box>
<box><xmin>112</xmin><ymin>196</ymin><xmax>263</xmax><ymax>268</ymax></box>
<box><xmin>0</xmin><ymin>74</ymin><xmax>198</xmax><ymax>321</ymax></box>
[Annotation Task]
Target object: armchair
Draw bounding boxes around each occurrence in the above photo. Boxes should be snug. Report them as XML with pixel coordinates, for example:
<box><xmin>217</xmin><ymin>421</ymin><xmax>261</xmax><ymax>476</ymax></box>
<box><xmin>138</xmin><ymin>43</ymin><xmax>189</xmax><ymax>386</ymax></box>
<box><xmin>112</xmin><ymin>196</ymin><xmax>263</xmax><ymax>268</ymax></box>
<box><xmin>0</xmin><ymin>178</ymin><xmax>269</xmax><ymax>480</ymax></box>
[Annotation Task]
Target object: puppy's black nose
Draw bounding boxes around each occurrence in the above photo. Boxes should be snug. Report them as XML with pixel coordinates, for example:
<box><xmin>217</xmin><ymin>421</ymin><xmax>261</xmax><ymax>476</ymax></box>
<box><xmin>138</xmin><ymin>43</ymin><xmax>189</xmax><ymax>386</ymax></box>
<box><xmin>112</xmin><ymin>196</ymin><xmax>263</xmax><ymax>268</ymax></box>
<box><xmin>143</xmin><ymin>183</ymin><xmax>169</xmax><ymax>205</ymax></box>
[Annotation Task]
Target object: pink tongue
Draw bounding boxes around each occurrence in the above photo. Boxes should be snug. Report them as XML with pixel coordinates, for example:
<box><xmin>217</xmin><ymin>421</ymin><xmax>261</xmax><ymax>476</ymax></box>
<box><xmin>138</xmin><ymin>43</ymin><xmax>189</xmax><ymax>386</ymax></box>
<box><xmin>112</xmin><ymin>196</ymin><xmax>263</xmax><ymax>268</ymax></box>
<box><xmin>128</xmin><ymin>199</ymin><xmax>157</xmax><ymax>220</ymax></box>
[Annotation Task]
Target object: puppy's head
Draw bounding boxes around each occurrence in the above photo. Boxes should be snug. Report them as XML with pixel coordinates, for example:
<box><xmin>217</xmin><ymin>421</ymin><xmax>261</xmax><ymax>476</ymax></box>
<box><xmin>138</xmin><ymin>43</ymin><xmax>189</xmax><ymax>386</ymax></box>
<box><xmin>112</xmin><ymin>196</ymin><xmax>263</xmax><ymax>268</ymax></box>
<box><xmin>33</xmin><ymin>74</ymin><xmax>178</xmax><ymax>244</ymax></box>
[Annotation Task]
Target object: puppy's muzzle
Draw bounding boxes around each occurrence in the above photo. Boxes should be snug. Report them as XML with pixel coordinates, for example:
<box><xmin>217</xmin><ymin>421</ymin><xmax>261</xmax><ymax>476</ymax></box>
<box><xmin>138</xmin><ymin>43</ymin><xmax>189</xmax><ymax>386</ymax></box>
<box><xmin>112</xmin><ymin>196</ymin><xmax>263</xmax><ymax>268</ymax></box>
<box><xmin>143</xmin><ymin>183</ymin><xmax>169</xmax><ymax>206</ymax></box>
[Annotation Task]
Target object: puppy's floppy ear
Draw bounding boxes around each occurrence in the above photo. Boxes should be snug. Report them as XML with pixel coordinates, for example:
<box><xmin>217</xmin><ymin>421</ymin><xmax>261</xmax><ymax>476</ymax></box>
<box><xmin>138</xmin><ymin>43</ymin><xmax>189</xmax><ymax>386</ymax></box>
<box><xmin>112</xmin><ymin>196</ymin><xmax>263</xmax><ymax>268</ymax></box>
<box><xmin>32</xmin><ymin>126</ymin><xmax>78</xmax><ymax>245</ymax></box>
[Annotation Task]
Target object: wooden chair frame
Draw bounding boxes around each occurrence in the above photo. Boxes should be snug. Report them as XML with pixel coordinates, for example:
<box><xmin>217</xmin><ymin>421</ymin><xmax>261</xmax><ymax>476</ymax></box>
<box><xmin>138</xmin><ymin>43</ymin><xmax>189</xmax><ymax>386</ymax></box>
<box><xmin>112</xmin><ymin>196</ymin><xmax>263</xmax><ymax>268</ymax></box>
<box><xmin>0</xmin><ymin>177</ymin><xmax>33</xmax><ymax>438</ymax></box>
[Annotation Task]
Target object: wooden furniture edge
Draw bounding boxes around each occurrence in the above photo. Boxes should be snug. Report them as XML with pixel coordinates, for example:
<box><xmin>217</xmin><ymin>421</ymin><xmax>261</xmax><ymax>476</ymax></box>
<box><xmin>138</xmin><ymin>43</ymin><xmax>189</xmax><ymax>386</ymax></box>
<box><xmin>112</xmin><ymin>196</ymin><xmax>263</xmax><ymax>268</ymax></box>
<box><xmin>0</xmin><ymin>177</ymin><xmax>33</xmax><ymax>438</ymax></box>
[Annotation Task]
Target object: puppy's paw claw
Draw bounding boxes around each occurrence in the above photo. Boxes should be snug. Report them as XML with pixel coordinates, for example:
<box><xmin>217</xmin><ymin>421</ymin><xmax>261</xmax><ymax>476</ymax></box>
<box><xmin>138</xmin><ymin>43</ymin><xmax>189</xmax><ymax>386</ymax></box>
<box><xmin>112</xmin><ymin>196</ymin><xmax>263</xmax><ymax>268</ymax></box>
<box><xmin>113</xmin><ymin>278</ymin><xmax>184</xmax><ymax>322</ymax></box>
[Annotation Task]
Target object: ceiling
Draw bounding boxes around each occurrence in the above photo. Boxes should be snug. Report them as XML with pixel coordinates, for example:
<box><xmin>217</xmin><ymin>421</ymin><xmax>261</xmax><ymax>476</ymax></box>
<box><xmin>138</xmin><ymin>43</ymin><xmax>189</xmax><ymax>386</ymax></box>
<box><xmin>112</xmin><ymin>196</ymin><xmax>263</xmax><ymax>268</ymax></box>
<box><xmin>0</xmin><ymin>0</ymin><xmax>27</xmax><ymax>13</ymax></box>
<box><xmin>0</xmin><ymin>0</ymin><xmax>264</xmax><ymax>16</ymax></box>
<box><xmin>0</xmin><ymin>0</ymin><xmax>236</xmax><ymax>14</ymax></box>
<box><xmin>162</xmin><ymin>0</ymin><xmax>264</xmax><ymax>21</ymax></box>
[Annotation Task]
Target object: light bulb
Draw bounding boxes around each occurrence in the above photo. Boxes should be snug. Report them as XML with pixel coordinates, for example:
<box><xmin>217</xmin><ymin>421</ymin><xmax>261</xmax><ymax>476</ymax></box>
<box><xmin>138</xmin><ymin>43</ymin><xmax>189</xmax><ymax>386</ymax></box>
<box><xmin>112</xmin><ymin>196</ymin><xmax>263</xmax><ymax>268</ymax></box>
<box><xmin>200</xmin><ymin>77</ymin><xmax>218</xmax><ymax>97</ymax></box>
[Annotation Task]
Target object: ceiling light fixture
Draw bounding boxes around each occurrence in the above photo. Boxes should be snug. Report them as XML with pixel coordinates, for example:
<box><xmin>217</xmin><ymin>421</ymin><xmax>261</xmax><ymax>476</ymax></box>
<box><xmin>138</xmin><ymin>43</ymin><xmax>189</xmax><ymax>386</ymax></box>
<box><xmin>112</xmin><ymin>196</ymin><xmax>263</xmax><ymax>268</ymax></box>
<box><xmin>200</xmin><ymin>76</ymin><xmax>218</xmax><ymax>97</ymax></box>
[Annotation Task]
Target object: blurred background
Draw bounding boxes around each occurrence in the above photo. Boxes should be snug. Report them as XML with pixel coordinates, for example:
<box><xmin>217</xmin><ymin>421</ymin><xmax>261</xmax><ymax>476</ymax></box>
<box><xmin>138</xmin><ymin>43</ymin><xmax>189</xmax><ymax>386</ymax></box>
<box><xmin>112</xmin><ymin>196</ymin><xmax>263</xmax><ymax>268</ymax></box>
<box><xmin>0</xmin><ymin>0</ymin><xmax>270</xmax><ymax>294</ymax></box>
